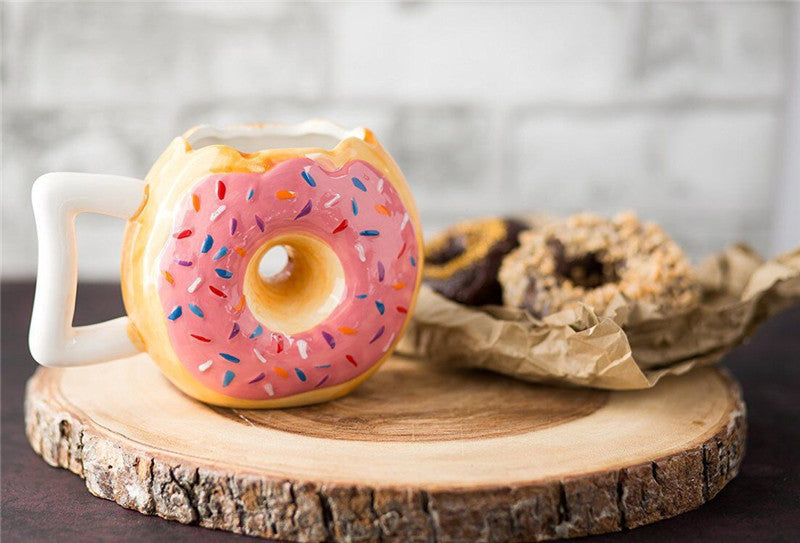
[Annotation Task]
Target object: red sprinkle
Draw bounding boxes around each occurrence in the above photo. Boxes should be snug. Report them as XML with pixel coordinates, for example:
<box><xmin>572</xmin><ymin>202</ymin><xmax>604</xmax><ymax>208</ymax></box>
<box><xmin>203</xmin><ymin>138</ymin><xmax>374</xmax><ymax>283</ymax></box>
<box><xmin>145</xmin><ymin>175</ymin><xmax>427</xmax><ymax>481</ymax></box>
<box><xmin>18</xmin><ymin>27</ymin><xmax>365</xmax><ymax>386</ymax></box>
<box><xmin>174</xmin><ymin>229</ymin><xmax>192</xmax><ymax>239</ymax></box>
<box><xmin>190</xmin><ymin>334</ymin><xmax>211</xmax><ymax>343</ymax></box>
<box><xmin>216</xmin><ymin>180</ymin><xmax>226</xmax><ymax>200</ymax></box>
<box><xmin>346</xmin><ymin>354</ymin><xmax>358</xmax><ymax>367</ymax></box>
<box><xmin>332</xmin><ymin>219</ymin><xmax>348</xmax><ymax>234</ymax></box>
<box><xmin>396</xmin><ymin>306</ymin><xmax>408</xmax><ymax>314</ymax></box>
<box><xmin>209</xmin><ymin>285</ymin><xmax>227</xmax><ymax>298</ymax></box>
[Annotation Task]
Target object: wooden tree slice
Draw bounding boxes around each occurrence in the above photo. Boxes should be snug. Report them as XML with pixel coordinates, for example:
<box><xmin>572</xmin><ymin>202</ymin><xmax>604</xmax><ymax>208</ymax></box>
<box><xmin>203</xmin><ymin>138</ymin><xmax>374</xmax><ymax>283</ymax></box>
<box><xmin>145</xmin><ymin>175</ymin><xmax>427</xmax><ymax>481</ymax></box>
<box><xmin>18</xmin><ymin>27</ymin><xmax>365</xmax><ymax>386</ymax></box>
<box><xmin>25</xmin><ymin>354</ymin><xmax>745</xmax><ymax>542</ymax></box>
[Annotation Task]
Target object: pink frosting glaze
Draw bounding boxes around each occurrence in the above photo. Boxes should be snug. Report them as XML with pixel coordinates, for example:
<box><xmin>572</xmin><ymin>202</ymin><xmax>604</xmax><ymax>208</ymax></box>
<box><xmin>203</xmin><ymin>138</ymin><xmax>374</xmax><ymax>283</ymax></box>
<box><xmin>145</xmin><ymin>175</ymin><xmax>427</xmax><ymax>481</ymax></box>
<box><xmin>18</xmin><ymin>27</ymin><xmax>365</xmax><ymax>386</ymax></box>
<box><xmin>157</xmin><ymin>158</ymin><xmax>419</xmax><ymax>400</ymax></box>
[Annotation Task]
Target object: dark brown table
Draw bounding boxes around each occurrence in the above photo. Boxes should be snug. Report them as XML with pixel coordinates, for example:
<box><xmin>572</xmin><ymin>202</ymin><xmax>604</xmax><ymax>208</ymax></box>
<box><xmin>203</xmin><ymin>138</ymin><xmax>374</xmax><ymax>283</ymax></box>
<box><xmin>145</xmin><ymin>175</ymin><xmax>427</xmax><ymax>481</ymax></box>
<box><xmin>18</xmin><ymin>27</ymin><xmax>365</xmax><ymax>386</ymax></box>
<box><xmin>2</xmin><ymin>281</ymin><xmax>799</xmax><ymax>542</ymax></box>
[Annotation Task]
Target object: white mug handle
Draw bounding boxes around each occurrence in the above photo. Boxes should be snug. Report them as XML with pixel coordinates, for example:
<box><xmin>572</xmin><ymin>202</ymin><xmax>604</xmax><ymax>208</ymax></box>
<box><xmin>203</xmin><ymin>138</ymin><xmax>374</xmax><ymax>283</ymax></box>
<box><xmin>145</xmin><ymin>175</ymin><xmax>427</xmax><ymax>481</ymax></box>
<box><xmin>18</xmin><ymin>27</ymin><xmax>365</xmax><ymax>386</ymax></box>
<box><xmin>29</xmin><ymin>172</ymin><xmax>147</xmax><ymax>367</ymax></box>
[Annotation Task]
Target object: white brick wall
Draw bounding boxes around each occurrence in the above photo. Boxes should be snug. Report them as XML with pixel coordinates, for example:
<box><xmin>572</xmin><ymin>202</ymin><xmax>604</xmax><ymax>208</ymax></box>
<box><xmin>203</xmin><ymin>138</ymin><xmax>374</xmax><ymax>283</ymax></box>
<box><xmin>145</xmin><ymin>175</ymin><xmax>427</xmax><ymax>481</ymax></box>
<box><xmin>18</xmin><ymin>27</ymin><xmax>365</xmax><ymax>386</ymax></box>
<box><xmin>2</xmin><ymin>1</ymin><xmax>796</xmax><ymax>279</ymax></box>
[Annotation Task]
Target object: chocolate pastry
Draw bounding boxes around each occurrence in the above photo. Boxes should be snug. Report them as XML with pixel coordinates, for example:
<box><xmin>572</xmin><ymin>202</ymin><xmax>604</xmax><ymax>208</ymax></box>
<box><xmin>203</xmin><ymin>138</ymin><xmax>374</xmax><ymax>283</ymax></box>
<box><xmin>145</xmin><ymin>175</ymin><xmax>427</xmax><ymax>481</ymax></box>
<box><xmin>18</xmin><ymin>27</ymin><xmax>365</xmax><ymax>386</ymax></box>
<box><xmin>424</xmin><ymin>217</ymin><xmax>528</xmax><ymax>306</ymax></box>
<box><xmin>499</xmin><ymin>212</ymin><xmax>700</xmax><ymax>317</ymax></box>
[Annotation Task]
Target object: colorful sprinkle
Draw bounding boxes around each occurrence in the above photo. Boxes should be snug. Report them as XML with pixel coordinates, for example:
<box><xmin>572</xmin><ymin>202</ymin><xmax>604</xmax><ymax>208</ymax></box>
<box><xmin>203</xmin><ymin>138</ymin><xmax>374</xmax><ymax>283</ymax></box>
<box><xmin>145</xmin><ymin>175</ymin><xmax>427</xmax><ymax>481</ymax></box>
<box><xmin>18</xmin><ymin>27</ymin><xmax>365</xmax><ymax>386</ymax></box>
<box><xmin>324</xmin><ymin>194</ymin><xmax>341</xmax><ymax>208</ymax></box>
<box><xmin>277</xmin><ymin>190</ymin><xmax>296</xmax><ymax>200</ymax></box>
<box><xmin>273</xmin><ymin>367</ymin><xmax>289</xmax><ymax>379</ymax></box>
<box><xmin>264</xmin><ymin>383</ymin><xmax>275</xmax><ymax>396</ymax></box>
<box><xmin>247</xmin><ymin>188</ymin><xmax>254</xmax><ymax>200</ymax></box>
<box><xmin>314</xmin><ymin>364</ymin><xmax>332</xmax><ymax>369</ymax></box>
<box><xmin>234</xmin><ymin>246</ymin><xmax>247</xmax><ymax>257</ymax></box>
<box><xmin>332</xmin><ymin>219</ymin><xmax>348</xmax><ymax>234</ymax></box>
<box><xmin>167</xmin><ymin>306</ymin><xmax>182</xmax><ymax>320</ymax></box>
<box><xmin>175</xmin><ymin>229</ymin><xmax>192</xmax><ymax>239</ymax></box>
<box><xmin>377</xmin><ymin>178</ymin><xmax>384</xmax><ymax>192</ymax></box>
<box><xmin>301</xmin><ymin>170</ymin><xmax>316</xmax><ymax>187</ymax></box>
<box><xmin>338</xmin><ymin>327</ymin><xmax>357</xmax><ymax>335</ymax></box>
<box><xmin>201</xmin><ymin>234</ymin><xmax>213</xmax><ymax>253</ymax></box>
<box><xmin>209</xmin><ymin>285</ymin><xmax>227</xmax><ymax>298</ymax></box>
<box><xmin>295</xmin><ymin>368</ymin><xmax>307</xmax><ymax>382</ymax></box>
<box><xmin>377</xmin><ymin>261</ymin><xmax>385</xmax><ymax>281</ymax></box>
<box><xmin>255</xmin><ymin>215</ymin><xmax>265</xmax><ymax>231</ymax></box>
<box><xmin>219</xmin><ymin>352</ymin><xmax>240</xmax><ymax>363</ymax></box>
<box><xmin>233</xmin><ymin>296</ymin><xmax>246</xmax><ymax>311</ymax></box>
<box><xmin>275</xmin><ymin>336</ymin><xmax>284</xmax><ymax>353</ymax></box>
<box><xmin>360</xmin><ymin>230</ymin><xmax>380</xmax><ymax>237</ymax></box>
<box><xmin>249</xmin><ymin>325</ymin><xmax>263</xmax><ymax>339</ymax></box>
<box><xmin>383</xmin><ymin>333</ymin><xmax>396</xmax><ymax>353</ymax></box>
<box><xmin>253</xmin><ymin>348</ymin><xmax>266</xmax><ymax>363</ymax></box>
<box><xmin>294</xmin><ymin>200</ymin><xmax>312</xmax><ymax>219</ymax></box>
<box><xmin>222</xmin><ymin>370</ymin><xmax>235</xmax><ymax>387</ymax></box>
<box><xmin>375</xmin><ymin>204</ymin><xmax>391</xmax><ymax>216</ymax></box>
<box><xmin>215</xmin><ymin>268</ymin><xmax>233</xmax><ymax>279</ymax></box>
<box><xmin>216</xmin><ymin>180</ymin><xmax>226</xmax><ymax>200</ymax></box>
<box><xmin>188</xmin><ymin>303</ymin><xmax>204</xmax><ymax>318</ymax></box>
<box><xmin>230</xmin><ymin>218</ymin><xmax>238</xmax><ymax>235</ymax></box>
<box><xmin>351</xmin><ymin>198</ymin><xmax>360</xmax><ymax>216</ymax></box>
<box><xmin>212</xmin><ymin>246</ymin><xmax>228</xmax><ymax>260</ymax></box>
<box><xmin>397</xmin><ymin>306</ymin><xmax>408</xmax><ymax>314</ymax></box>
<box><xmin>375</xmin><ymin>301</ymin><xmax>385</xmax><ymax>315</ymax></box>
<box><xmin>400</xmin><ymin>212</ymin><xmax>410</xmax><ymax>230</ymax></box>
<box><xmin>322</xmin><ymin>331</ymin><xmax>336</xmax><ymax>349</ymax></box>
<box><xmin>198</xmin><ymin>360</ymin><xmax>213</xmax><ymax>372</ymax></box>
<box><xmin>297</xmin><ymin>339</ymin><xmax>309</xmax><ymax>359</ymax></box>
<box><xmin>369</xmin><ymin>326</ymin><xmax>385</xmax><ymax>344</ymax></box>
<box><xmin>392</xmin><ymin>281</ymin><xmax>405</xmax><ymax>290</ymax></box>
<box><xmin>346</xmin><ymin>354</ymin><xmax>358</xmax><ymax>367</ymax></box>
<box><xmin>355</xmin><ymin>243</ymin><xmax>366</xmax><ymax>262</ymax></box>
<box><xmin>410</xmin><ymin>256</ymin><xmax>416</xmax><ymax>267</ymax></box>
<box><xmin>210</xmin><ymin>205</ymin><xmax>226</xmax><ymax>221</ymax></box>
<box><xmin>191</xmin><ymin>334</ymin><xmax>211</xmax><ymax>342</ymax></box>
<box><xmin>192</xmin><ymin>194</ymin><xmax>200</xmax><ymax>212</ymax></box>
<box><xmin>163</xmin><ymin>270</ymin><xmax>174</xmax><ymax>285</ymax></box>
<box><xmin>229</xmin><ymin>322</ymin><xmax>240</xmax><ymax>339</ymax></box>
<box><xmin>248</xmin><ymin>372</ymin><xmax>266</xmax><ymax>384</ymax></box>
<box><xmin>315</xmin><ymin>375</ymin><xmax>330</xmax><ymax>388</ymax></box>
<box><xmin>351</xmin><ymin>177</ymin><xmax>367</xmax><ymax>191</ymax></box>
<box><xmin>355</xmin><ymin>294</ymin><xmax>368</xmax><ymax>299</ymax></box>
<box><xmin>176</xmin><ymin>259</ymin><xmax>193</xmax><ymax>267</ymax></box>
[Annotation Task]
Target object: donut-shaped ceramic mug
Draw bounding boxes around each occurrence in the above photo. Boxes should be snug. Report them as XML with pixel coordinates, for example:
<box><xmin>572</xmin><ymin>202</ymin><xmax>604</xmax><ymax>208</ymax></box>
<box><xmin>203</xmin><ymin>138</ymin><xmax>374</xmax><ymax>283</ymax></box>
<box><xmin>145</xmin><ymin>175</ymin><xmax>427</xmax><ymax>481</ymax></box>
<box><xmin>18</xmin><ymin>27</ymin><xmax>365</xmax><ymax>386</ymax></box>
<box><xmin>29</xmin><ymin>120</ymin><xmax>423</xmax><ymax>408</ymax></box>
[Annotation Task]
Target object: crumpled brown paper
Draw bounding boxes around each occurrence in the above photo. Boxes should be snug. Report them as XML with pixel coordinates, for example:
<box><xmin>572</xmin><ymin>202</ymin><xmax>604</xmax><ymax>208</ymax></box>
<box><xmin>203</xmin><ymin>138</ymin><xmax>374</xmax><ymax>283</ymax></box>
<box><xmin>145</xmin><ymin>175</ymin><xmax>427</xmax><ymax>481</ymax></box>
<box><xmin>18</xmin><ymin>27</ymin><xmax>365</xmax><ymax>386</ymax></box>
<box><xmin>397</xmin><ymin>244</ymin><xmax>800</xmax><ymax>389</ymax></box>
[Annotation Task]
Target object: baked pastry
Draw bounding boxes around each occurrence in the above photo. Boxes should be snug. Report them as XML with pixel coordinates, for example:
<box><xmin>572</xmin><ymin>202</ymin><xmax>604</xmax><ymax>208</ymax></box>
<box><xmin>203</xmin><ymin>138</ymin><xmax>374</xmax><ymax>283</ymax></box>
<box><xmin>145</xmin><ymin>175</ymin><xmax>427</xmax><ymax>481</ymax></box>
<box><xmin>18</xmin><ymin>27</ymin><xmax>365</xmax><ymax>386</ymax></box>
<box><xmin>424</xmin><ymin>217</ymin><xmax>528</xmax><ymax>305</ymax></box>
<box><xmin>499</xmin><ymin>212</ymin><xmax>700</xmax><ymax>317</ymax></box>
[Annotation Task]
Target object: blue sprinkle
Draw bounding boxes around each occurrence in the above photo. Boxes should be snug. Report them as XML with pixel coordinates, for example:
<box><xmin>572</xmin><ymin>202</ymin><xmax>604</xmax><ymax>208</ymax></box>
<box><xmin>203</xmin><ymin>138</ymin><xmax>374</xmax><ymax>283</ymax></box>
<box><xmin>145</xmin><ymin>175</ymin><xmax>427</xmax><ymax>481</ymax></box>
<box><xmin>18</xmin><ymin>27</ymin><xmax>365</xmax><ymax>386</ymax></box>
<box><xmin>410</xmin><ymin>256</ymin><xmax>416</xmax><ymax>267</ymax></box>
<box><xmin>219</xmin><ymin>352</ymin><xmax>240</xmax><ymax>363</ymax></box>
<box><xmin>314</xmin><ymin>364</ymin><xmax>332</xmax><ymax>369</ymax></box>
<box><xmin>249</xmin><ymin>325</ymin><xmax>263</xmax><ymax>339</ymax></box>
<box><xmin>246</xmin><ymin>188</ymin><xmax>254</xmax><ymax>200</ymax></box>
<box><xmin>188</xmin><ymin>304</ymin><xmax>204</xmax><ymax>318</ymax></box>
<box><xmin>215</xmin><ymin>268</ymin><xmax>233</xmax><ymax>279</ymax></box>
<box><xmin>212</xmin><ymin>246</ymin><xmax>228</xmax><ymax>260</ymax></box>
<box><xmin>351</xmin><ymin>177</ymin><xmax>367</xmax><ymax>191</ymax></box>
<box><xmin>360</xmin><ymin>230</ymin><xmax>380</xmax><ymax>237</ymax></box>
<box><xmin>355</xmin><ymin>294</ymin><xmax>368</xmax><ymax>299</ymax></box>
<box><xmin>200</xmin><ymin>234</ymin><xmax>213</xmax><ymax>254</ymax></box>
<box><xmin>167</xmin><ymin>306</ymin><xmax>182</xmax><ymax>320</ymax></box>
<box><xmin>222</xmin><ymin>370</ymin><xmax>235</xmax><ymax>387</ymax></box>
<box><xmin>352</xmin><ymin>198</ymin><xmax>359</xmax><ymax>216</ymax></box>
<box><xmin>301</xmin><ymin>171</ymin><xmax>316</xmax><ymax>187</ymax></box>
<box><xmin>295</xmin><ymin>368</ymin><xmax>307</xmax><ymax>382</ymax></box>
<box><xmin>375</xmin><ymin>301</ymin><xmax>385</xmax><ymax>315</ymax></box>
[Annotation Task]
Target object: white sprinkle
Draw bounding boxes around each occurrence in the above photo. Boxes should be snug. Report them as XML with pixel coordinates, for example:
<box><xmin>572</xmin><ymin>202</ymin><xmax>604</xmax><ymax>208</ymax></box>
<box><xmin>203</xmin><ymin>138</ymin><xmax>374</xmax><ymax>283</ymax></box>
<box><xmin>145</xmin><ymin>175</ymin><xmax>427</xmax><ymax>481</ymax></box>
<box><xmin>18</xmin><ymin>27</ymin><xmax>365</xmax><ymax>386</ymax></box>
<box><xmin>382</xmin><ymin>333</ymin><xmax>396</xmax><ymax>353</ymax></box>
<box><xmin>264</xmin><ymin>383</ymin><xmax>275</xmax><ymax>396</ymax></box>
<box><xmin>210</xmin><ymin>205</ymin><xmax>226</xmax><ymax>221</ymax></box>
<box><xmin>355</xmin><ymin>243</ymin><xmax>366</xmax><ymax>262</ymax></box>
<box><xmin>324</xmin><ymin>193</ymin><xmax>341</xmax><ymax>208</ymax></box>
<box><xmin>187</xmin><ymin>277</ymin><xmax>202</xmax><ymax>293</ymax></box>
<box><xmin>297</xmin><ymin>339</ymin><xmax>309</xmax><ymax>359</ymax></box>
<box><xmin>198</xmin><ymin>360</ymin><xmax>213</xmax><ymax>372</ymax></box>
<box><xmin>284</xmin><ymin>333</ymin><xmax>294</xmax><ymax>346</ymax></box>
<box><xmin>400</xmin><ymin>212</ymin><xmax>409</xmax><ymax>230</ymax></box>
<box><xmin>377</xmin><ymin>178</ymin><xmax>384</xmax><ymax>192</ymax></box>
<box><xmin>253</xmin><ymin>348</ymin><xmax>266</xmax><ymax>363</ymax></box>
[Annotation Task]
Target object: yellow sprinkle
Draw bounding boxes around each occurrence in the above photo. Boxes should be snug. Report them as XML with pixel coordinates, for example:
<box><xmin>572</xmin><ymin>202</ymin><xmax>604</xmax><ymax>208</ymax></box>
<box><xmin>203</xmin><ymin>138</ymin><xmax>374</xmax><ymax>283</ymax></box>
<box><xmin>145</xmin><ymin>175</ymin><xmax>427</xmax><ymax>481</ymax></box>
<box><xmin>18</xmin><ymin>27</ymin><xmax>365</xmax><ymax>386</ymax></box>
<box><xmin>273</xmin><ymin>367</ymin><xmax>289</xmax><ymax>379</ymax></box>
<box><xmin>234</xmin><ymin>246</ymin><xmax>247</xmax><ymax>257</ymax></box>
<box><xmin>391</xmin><ymin>281</ymin><xmax>405</xmax><ymax>290</ymax></box>
<box><xmin>192</xmin><ymin>194</ymin><xmax>200</xmax><ymax>212</ymax></box>
<box><xmin>338</xmin><ymin>326</ymin><xmax>357</xmax><ymax>335</ymax></box>
<box><xmin>375</xmin><ymin>204</ymin><xmax>391</xmax><ymax>217</ymax></box>
<box><xmin>233</xmin><ymin>295</ymin><xmax>246</xmax><ymax>312</ymax></box>
<box><xmin>163</xmin><ymin>270</ymin><xmax>174</xmax><ymax>285</ymax></box>
<box><xmin>276</xmin><ymin>190</ymin><xmax>296</xmax><ymax>200</ymax></box>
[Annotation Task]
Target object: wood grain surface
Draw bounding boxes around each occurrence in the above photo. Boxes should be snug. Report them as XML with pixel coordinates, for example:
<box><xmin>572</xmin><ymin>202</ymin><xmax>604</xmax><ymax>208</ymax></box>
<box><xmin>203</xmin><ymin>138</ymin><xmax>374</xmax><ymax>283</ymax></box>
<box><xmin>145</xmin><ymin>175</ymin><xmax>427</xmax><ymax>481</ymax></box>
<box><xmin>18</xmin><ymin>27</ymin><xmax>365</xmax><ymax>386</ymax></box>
<box><xmin>24</xmin><ymin>350</ymin><xmax>745</xmax><ymax>542</ymax></box>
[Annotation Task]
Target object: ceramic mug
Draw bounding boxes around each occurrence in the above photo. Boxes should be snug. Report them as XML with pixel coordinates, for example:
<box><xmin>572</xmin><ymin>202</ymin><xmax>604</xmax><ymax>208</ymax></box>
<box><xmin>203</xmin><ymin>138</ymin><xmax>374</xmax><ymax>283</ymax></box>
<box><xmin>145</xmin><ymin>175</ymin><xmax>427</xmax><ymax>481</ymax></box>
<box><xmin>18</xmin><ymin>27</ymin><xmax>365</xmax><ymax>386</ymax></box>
<box><xmin>29</xmin><ymin>120</ymin><xmax>423</xmax><ymax>408</ymax></box>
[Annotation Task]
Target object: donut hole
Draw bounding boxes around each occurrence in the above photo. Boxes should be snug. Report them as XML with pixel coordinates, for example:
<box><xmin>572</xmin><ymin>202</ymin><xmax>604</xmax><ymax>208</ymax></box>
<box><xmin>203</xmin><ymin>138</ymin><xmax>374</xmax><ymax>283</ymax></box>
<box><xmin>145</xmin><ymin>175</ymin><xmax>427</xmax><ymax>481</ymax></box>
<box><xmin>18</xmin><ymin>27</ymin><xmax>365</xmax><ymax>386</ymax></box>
<box><xmin>244</xmin><ymin>234</ymin><xmax>345</xmax><ymax>335</ymax></box>
<box><xmin>426</xmin><ymin>235</ymin><xmax>467</xmax><ymax>265</ymax></box>
<box><xmin>547</xmin><ymin>238</ymin><xmax>618</xmax><ymax>289</ymax></box>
